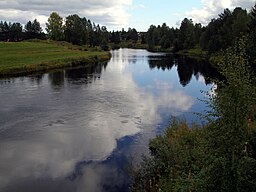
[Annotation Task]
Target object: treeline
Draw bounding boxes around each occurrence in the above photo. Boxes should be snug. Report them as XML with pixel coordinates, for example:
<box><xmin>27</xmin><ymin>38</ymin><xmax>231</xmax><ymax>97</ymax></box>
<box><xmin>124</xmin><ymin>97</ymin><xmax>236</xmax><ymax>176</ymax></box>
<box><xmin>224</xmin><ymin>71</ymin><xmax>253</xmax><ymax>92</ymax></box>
<box><xmin>46</xmin><ymin>12</ymin><xmax>142</xmax><ymax>49</ymax></box>
<box><xmin>144</xmin><ymin>5</ymin><xmax>256</xmax><ymax>53</ymax></box>
<box><xmin>1</xmin><ymin>3</ymin><xmax>256</xmax><ymax>56</ymax></box>
<box><xmin>0</xmin><ymin>12</ymin><xmax>111</xmax><ymax>49</ymax></box>
<box><xmin>109</xmin><ymin>28</ymin><xmax>140</xmax><ymax>44</ymax></box>
<box><xmin>0</xmin><ymin>19</ymin><xmax>45</xmax><ymax>41</ymax></box>
<box><xmin>46</xmin><ymin>12</ymin><xmax>108</xmax><ymax>48</ymax></box>
<box><xmin>0</xmin><ymin>12</ymin><xmax>142</xmax><ymax>51</ymax></box>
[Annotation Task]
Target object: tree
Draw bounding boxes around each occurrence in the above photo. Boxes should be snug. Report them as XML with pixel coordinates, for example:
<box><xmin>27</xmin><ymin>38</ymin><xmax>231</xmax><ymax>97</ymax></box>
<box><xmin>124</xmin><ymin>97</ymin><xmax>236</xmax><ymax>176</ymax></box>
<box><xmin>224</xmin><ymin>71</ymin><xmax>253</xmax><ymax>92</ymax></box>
<box><xmin>127</xmin><ymin>28</ymin><xmax>138</xmax><ymax>42</ymax></box>
<box><xmin>87</xmin><ymin>19</ymin><xmax>94</xmax><ymax>47</ymax></box>
<box><xmin>0</xmin><ymin>21</ymin><xmax>23</xmax><ymax>41</ymax></box>
<box><xmin>201</xmin><ymin>37</ymin><xmax>256</xmax><ymax>191</ymax></box>
<box><xmin>178</xmin><ymin>18</ymin><xmax>195</xmax><ymax>50</ymax></box>
<box><xmin>110</xmin><ymin>31</ymin><xmax>121</xmax><ymax>44</ymax></box>
<box><xmin>146</xmin><ymin>25</ymin><xmax>157</xmax><ymax>48</ymax></box>
<box><xmin>25</xmin><ymin>19</ymin><xmax>43</xmax><ymax>39</ymax></box>
<box><xmin>194</xmin><ymin>23</ymin><xmax>203</xmax><ymax>44</ymax></box>
<box><xmin>99</xmin><ymin>26</ymin><xmax>109</xmax><ymax>50</ymax></box>
<box><xmin>81</xmin><ymin>17</ymin><xmax>89</xmax><ymax>44</ymax></box>
<box><xmin>140</xmin><ymin>32</ymin><xmax>146</xmax><ymax>44</ymax></box>
<box><xmin>0</xmin><ymin>21</ymin><xmax>10</xmax><ymax>41</ymax></box>
<box><xmin>248</xmin><ymin>3</ymin><xmax>256</xmax><ymax>67</ymax></box>
<box><xmin>199</xmin><ymin>17</ymin><xmax>223</xmax><ymax>53</ymax></box>
<box><xmin>159</xmin><ymin>35</ymin><xmax>170</xmax><ymax>49</ymax></box>
<box><xmin>32</xmin><ymin>19</ymin><xmax>42</xmax><ymax>34</ymax></box>
<box><xmin>46</xmin><ymin>12</ymin><xmax>64</xmax><ymax>41</ymax></box>
<box><xmin>120</xmin><ymin>28</ymin><xmax>127</xmax><ymax>41</ymax></box>
<box><xmin>9</xmin><ymin>22</ymin><xmax>23</xmax><ymax>41</ymax></box>
<box><xmin>131</xmin><ymin>37</ymin><xmax>256</xmax><ymax>192</ymax></box>
<box><xmin>64</xmin><ymin>14</ymin><xmax>84</xmax><ymax>45</ymax></box>
<box><xmin>231</xmin><ymin>7</ymin><xmax>249</xmax><ymax>37</ymax></box>
<box><xmin>25</xmin><ymin>21</ymin><xmax>32</xmax><ymax>34</ymax></box>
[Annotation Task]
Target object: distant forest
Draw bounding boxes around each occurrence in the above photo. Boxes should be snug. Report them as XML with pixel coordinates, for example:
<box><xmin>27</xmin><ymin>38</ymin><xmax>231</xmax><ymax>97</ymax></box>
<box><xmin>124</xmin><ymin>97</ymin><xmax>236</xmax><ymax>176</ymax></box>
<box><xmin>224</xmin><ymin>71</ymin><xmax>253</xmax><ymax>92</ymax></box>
<box><xmin>1</xmin><ymin>3</ymin><xmax>256</xmax><ymax>61</ymax></box>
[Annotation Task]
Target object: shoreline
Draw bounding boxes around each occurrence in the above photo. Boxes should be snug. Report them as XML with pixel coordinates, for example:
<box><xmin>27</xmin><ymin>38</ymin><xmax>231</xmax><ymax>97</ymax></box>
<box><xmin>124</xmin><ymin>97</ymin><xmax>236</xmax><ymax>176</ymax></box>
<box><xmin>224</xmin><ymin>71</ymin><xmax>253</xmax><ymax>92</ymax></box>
<box><xmin>0</xmin><ymin>53</ymin><xmax>111</xmax><ymax>78</ymax></box>
<box><xmin>0</xmin><ymin>41</ymin><xmax>111</xmax><ymax>78</ymax></box>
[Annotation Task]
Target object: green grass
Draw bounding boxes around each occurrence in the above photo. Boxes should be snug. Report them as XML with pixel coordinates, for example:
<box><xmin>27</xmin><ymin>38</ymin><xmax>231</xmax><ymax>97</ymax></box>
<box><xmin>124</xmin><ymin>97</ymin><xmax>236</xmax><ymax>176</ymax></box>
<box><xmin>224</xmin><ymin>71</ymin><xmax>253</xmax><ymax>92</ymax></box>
<box><xmin>0</xmin><ymin>40</ymin><xmax>110</xmax><ymax>77</ymax></box>
<box><xmin>176</xmin><ymin>46</ymin><xmax>208</xmax><ymax>58</ymax></box>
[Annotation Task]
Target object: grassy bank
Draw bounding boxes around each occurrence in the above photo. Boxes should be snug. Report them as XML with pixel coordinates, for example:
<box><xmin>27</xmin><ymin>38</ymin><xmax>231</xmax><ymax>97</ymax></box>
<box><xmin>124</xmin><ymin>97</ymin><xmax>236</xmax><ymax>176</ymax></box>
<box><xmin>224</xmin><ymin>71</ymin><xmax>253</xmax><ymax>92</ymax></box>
<box><xmin>0</xmin><ymin>40</ymin><xmax>111</xmax><ymax>77</ymax></box>
<box><xmin>109</xmin><ymin>41</ymin><xmax>148</xmax><ymax>50</ymax></box>
<box><xmin>176</xmin><ymin>47</ymin><xmax>208</xmax><ymax>58</ymax></box>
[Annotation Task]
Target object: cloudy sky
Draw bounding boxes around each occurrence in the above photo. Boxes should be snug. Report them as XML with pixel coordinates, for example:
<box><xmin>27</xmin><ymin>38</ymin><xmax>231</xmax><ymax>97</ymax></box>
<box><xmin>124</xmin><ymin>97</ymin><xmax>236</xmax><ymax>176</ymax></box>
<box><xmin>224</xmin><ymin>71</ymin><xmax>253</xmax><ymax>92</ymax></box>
<box><xmin>0</xmin><ymin>0</ymin><xmax>255</xmax><ymax>31</ymax></box>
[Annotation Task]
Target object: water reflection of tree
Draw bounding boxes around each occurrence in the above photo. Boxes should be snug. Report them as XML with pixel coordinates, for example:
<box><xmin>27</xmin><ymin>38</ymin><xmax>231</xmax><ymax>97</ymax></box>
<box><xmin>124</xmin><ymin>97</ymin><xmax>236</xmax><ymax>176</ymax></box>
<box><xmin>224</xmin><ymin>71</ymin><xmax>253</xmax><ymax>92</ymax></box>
<box><xmin>28</xmin><ymin>74</ymin><xmax>44</xmax><ymax>85</ymax></box>
<box><xmin>48</xmin><ymin>71</ymin><xmax>65</xmax><ymax>89</ymax></box>
<box><xmin>65</xmin><ymin>62</ymin><xmax>107</xmax><ymax>85</ymax></box>
<box><xmin>148</xmin><ymin>55</ymin><xmax>220</xmax><ymax>86</ymax></box>
<box><xmin>148</xmin><ymin>55</ymin><xmax>175</xmax><ymax>71</ymax></box>
<box><xmin>0</xmin><ymin>78</ymin><xmax>15</xmax><ymax>85</ymax></box>
<box><xmin>46</xmin><ymin>62</ymin><xmax>108</xmax><ymax>89</ymax></box>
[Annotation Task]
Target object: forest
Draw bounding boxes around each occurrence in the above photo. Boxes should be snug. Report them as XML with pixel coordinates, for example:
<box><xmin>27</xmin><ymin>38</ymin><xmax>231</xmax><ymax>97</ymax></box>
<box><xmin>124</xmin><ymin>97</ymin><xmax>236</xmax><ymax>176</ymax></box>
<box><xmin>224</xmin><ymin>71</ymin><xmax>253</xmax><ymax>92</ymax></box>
<box><xmin>1</xmin><ymin>3</ymin><xmax>256</xmax><ymax>192</ymax></box>
<box><xmin>1</xmin><ymin>4</ymin><xmax>256</xmax><ymax>61</ymax></box>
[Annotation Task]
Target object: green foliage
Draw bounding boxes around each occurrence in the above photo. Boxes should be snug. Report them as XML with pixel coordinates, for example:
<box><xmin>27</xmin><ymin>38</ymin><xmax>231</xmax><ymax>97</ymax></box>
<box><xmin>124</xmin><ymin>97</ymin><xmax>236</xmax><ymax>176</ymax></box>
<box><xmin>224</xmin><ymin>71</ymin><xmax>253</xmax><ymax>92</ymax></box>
<box><xmin>25</xmin><ymin>19</ymin><xmax>44</xmax><ymax>39</ymax></box>
<box><xmin>64</xmin><ymin>14</ymin><xmax>86</xmax><ymax>45</ymax></box>
<box><xmin>0</xmin><ymin>21</ymin><xmax>23</xmax><ymax>41</ymax></box>
<box><xmin>237</xmin><ymin>157</ymin><xmax>256</xmax><ymax>191</ymax></box>
<box><xmin>46</xmin><ymin>13</ymin><xmax>110</xmax><ymax>47</ymax></box>
<box><xmin>247</xmin><ymin>3</ymin><xmax>256</xmax><ymax>67</ymax></box>
<box><xmin>0</xmin><ymin>19</ymin><xmax>45</xmax><ymax>42</ymax></box>
<box><xmin>132</xmin><ymin>118</ymin><xmax>205</xmax><ymax>191</ymax></box>
<box><xmin>199</xmin><ymin>7</ymin><xmax>250</xmax><ymax>54</ymax></box>
<box><xmin>178</xmin><ymin>18</ymin><xmax>196</xmax><ymax>50</ymax></box>
<box><xmin>46</xmin><ymin>12</ymin><xmax>64</xmax><ymax>41</ymax></box>
<box><xmin>131</xmin><ymin>37</ymin><xmax>256</xmax><ymax>192</ymax></box>
<box><xmin>127</xmin><ymin>28</ymin><xmax>139</xmax><ymax>42</ymax></box>
<box><xmin>146</xmin><ymin>23</ymin><xmax>176</xmax><ymax>50</ymax></box>
<box><xmin>202</xmin><ymin>37</ymin><xmax>256</xmax><ymax>191</ymax></box>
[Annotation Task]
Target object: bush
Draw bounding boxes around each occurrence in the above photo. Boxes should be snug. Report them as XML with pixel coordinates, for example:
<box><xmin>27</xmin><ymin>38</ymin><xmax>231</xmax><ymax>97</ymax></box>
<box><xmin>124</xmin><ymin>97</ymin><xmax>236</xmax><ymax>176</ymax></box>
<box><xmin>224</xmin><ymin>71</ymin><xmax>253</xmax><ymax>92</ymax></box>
<box><xmin>131</xmin><ymin>37</ymin><xmax>256</xmax><ymax>192</ymax></box>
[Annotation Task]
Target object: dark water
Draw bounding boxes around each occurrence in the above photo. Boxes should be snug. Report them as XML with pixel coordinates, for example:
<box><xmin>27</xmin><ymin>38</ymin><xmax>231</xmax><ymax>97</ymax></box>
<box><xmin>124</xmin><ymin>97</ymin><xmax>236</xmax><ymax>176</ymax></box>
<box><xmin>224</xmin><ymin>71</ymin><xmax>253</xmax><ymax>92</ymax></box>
<box><xmin>0</xmin><ymin>49</ymin><xmax>218</xmax><ymax>192</ymax></box>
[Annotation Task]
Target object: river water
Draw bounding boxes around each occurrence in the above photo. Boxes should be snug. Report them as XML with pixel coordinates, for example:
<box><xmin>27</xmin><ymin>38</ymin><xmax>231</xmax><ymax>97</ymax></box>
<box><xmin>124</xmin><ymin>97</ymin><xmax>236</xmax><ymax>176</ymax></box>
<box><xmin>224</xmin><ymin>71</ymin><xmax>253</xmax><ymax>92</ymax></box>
<box><xmin>0</xmin><ymin>49</ymin><xmax>218</xmax><ymax>192</ymax></box>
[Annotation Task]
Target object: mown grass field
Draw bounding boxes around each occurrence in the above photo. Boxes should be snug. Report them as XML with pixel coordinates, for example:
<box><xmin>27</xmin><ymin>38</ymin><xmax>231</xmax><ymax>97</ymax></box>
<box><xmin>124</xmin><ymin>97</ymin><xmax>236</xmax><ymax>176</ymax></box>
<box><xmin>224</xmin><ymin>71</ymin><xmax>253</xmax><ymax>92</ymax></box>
<box><xmin>0</xmin><ymin>40</ymin><xmax>110</xmax><ymax>77</ymax></box>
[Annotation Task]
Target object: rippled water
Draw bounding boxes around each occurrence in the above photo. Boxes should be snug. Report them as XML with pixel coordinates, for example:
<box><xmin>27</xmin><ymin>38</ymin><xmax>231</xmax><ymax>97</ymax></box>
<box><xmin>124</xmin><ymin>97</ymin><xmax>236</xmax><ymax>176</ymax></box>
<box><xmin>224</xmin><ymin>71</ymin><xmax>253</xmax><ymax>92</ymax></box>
<box><xmin>0</xmin><ymin>49</ymin><xmax>218</xmax><ymax>192</ymax></box>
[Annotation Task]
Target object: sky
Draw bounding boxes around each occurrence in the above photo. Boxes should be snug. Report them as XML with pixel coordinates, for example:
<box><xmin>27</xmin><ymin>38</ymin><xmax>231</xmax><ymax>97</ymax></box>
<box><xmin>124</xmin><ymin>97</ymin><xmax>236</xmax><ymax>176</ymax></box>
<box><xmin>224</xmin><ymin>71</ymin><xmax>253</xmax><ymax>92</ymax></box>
<box><xmin>0</xmin><ymin>0</ymin><xmax>255</xmax><ymax>31</ymax></box>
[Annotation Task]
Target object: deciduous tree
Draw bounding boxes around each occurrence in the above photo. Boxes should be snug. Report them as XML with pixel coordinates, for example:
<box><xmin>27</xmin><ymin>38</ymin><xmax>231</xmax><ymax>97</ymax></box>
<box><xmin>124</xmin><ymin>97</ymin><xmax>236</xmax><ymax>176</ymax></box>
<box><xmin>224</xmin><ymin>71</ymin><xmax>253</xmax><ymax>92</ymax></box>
<box><xmin>46</xmin><ymin>12</ymin><xmax>64</xmax><ymax>41</ymax></box>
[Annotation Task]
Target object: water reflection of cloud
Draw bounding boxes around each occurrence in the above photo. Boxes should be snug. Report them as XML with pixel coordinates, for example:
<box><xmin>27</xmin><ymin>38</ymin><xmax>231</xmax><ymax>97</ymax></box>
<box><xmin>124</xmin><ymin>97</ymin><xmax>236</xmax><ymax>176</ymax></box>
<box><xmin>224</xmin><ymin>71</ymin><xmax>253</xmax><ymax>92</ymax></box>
<box><xmin>146</xmin><ymin>80</ymin><xmax>194</xmax><ymax>113</ymax></box>
<box><xmin>197</xmin><ymin>73</ymin><xmax>206</xmax><ymax>84</ymax></box>
<box><xmin>0</xmin><ymin>49</ymin><xmax>194</xmax><ymax>191</ymax></box>
<box><xmin>156</xmin><ymin>89</ymin><xmax>194</xmax><ymax>112</ymax></box>
<box><xmin>77</xmin><ymin>164</ymin><xmax>103</xmax><ymax>192</ymax></box>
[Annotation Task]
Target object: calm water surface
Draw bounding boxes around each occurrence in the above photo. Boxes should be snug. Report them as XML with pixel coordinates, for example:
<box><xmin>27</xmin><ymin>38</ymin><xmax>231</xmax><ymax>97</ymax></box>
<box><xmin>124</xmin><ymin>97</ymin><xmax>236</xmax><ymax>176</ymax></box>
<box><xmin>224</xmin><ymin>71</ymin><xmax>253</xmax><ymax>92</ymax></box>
<box><xmin>0</xmin><ymin>49</ymin><xmax>218</xmax><ymax>192</ymax></box>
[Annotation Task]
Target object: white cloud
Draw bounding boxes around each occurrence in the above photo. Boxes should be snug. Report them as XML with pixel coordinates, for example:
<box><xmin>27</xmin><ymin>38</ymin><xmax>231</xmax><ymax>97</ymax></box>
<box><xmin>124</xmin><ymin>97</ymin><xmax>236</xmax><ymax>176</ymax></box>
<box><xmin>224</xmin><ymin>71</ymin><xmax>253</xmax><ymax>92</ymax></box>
<box><xmin>185</xmin><ymin>0</ymin><xmax>255</xmax><ymax>25</ymax></box>
<box><xmin>131</xmin><ymin>4</ymin><xmax>146</xmax><ymax>10</ymax></box>
<box><xmin>0</xmin><ymin>0</ymin><xmax>133</xmax><ymax>29</ymax></box>
<box><xmin>0</xmin><ymin>49</ymin><xmax>194</xmax><ymax>190</ymax></box>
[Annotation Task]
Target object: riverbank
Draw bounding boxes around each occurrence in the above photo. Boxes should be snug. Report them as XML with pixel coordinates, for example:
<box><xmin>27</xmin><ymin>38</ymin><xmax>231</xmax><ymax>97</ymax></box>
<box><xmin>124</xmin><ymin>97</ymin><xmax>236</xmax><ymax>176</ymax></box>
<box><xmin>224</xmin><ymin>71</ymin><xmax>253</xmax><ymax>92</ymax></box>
<box><xmin>0</xmin><ymin>40</ymin><xmax>111</xmax><ymax>77</ymax></box>
<box><xmin>131</xmin><ymin>39</ymin><xmax>256</xmax><ymax>192</ymax></box>
<box><xmin>176</xmin><ymin>47</ymin><xmax>208</xmax><ymax>58</ymax></box>
<box><xmin>118</xmin><ymin>43</ymin><xmax>208</xmax><ymax>58</ymax></box>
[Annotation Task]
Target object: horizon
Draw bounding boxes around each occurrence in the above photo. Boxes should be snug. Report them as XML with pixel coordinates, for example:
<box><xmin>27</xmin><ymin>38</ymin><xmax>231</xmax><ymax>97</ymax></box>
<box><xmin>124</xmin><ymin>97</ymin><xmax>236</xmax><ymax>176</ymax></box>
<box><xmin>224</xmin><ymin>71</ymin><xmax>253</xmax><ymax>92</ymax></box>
<box><xmin>0</xmin><ymin>0</ymin><xmax>255</xmax><ymax>32</ymax></box>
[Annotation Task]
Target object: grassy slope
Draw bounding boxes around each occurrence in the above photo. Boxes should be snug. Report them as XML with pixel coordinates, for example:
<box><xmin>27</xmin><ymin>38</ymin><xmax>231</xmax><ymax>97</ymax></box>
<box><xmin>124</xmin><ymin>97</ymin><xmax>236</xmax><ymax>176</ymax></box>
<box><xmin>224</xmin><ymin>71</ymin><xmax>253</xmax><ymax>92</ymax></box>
<box><xmin>0</xmin><ymin>41</ymin><xmax>110</xmax><ymax>77</ymax></box>
<box><xmin>176</xmin><ymin>46</ymin><xmax>208</xmax><ymax>58</ymax></box>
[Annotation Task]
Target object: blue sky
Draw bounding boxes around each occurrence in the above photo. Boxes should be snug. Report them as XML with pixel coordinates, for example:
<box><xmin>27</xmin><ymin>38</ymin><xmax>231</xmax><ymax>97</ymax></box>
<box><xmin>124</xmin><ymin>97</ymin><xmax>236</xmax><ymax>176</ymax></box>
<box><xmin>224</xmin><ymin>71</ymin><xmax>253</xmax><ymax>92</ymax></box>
<box><xmin>128</xmin><ymin>0</ymin><xmax>202</xmax><ymax>30</ymax></box>
<box><xmin>127</xmin><ymin>0</ymin><xmax>255</xmax><ymax>31</ymax></box>
<box><xmin>0</xmin><ymin>0</ymin><xmax>255</xmax><ymax>31</ymax></box>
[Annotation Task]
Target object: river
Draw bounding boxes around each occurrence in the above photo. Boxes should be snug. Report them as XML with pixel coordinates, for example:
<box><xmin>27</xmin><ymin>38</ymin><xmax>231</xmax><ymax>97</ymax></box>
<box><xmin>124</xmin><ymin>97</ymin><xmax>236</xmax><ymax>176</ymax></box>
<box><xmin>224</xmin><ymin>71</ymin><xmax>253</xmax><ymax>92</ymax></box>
<box><xmin>0</xmin><ymin>49</ymin><xmax>218</xmax><ymax>192</ymax></box>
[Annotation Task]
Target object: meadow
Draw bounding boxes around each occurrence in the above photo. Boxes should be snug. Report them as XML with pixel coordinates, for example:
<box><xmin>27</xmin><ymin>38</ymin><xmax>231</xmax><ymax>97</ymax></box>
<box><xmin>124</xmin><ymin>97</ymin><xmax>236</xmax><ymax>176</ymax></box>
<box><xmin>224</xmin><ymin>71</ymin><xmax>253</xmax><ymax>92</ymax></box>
<box><xmin>0</xmin><ymin>40</ymin><xmax>110</xmax><ymax>77</ymax></box>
